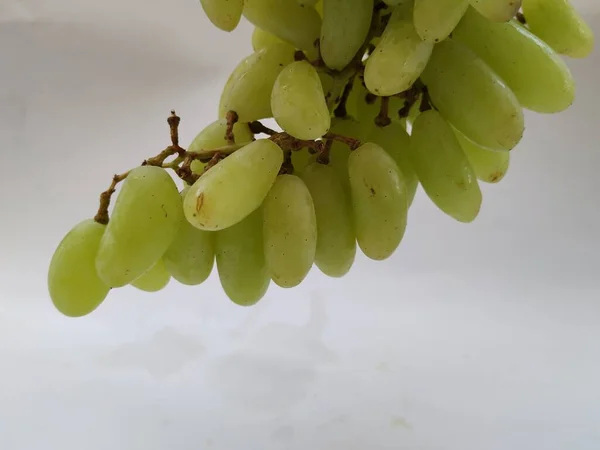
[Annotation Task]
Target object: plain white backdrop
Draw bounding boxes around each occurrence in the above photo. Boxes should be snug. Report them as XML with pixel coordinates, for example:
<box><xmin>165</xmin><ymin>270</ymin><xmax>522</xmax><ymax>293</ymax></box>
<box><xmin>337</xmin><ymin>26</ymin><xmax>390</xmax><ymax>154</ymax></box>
<box><xmin>1</xmin><ymin>1</ymin><xmax>599</xmax><ymax>449</ymax></box>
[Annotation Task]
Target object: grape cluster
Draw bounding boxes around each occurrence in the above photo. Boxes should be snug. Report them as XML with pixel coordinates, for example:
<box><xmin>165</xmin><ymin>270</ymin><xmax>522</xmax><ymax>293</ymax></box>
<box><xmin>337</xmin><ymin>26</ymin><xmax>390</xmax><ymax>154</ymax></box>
<box><xmin>48</xmin><ymin>0</ymin><xmax>594</xmax><ymax>317</ymax></box>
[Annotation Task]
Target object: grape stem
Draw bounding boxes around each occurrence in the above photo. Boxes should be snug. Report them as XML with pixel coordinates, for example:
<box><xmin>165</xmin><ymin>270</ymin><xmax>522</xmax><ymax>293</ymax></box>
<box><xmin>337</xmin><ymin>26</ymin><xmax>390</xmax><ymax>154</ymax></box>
<box><xmin>224</xmin><ymin>110</ymin><xmax>238</xmax><ymax>145</ymax></box>
<box><xmin>516</xmin><ymin>12</ymin><xmax>527</xmax><ymax>25</ymax></box>
<box><xmin>94</xmin><ymin>171</ymin><xmax>130</xmax><ymax>225</ymax></box>
<box><xmin>375</xmin><ymin>96</ymin><xmax>392</xmax><ymax>127</ymax></box>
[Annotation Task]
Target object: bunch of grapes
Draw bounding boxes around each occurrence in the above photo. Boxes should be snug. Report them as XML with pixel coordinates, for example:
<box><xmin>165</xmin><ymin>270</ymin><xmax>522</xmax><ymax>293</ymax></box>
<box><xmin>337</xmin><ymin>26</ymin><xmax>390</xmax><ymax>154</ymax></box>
<box><xmin>48</xmin><ymin>0</ymin><xmax>594</xmax><ymax>317</ymax></box>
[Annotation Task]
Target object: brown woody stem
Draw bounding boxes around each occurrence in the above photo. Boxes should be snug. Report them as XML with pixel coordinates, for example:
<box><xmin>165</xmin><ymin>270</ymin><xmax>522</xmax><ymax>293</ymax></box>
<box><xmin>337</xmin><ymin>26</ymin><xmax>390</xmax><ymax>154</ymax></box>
<box><xmin>375</xmin><ymin>96</ymin><xmax>392</xmax><ymax>127</ymax></box>
<box><xmin>225</xmin><ymin>110</ymin><xmax>238</xmax><ymax>145</ymax></box>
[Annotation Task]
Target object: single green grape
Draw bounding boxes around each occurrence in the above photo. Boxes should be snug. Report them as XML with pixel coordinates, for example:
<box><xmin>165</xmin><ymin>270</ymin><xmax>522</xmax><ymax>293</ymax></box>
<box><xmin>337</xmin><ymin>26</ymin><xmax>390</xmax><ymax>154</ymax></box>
<box><xmin>271</xmin><ymin>61</ymin><xmax>331</xmax><ymax>140</ymax></box>
<box><xmin>48</xmin><ymin>219</ymin><xmax>110</xmax><ymax>317</ymax></box>
<box><xmin>219</xmin><ymin>44</ymin><xmax>295</xmax><ymax>122</ymax></box>
<box><xmin>301</xmin><ymin>162</ymin><xmax>356</xmax><ymax>277</ymax></box>
<box><xmin>243</xmin><ymin>0</ymin><xmax>321</xmax><ymax>53</ymax></box>
<box><xmin>184</xmin><ymin>139</ymin><xmax>283</xmax><ymax>231</ymax></box>
<box><xmin>348</xmin><ymin>143</ymin><xmax>408</xmax><ymax>261</ymax></box>
<box><xmin>453</xmin><ymin>128</ymin><xmax>510</xmax><ymax>184</ymax></box>
<box><xmin>522</xmin><ymin>0</ymin><xmax>594</xmax><ymax>58</ymax></box>
<box><xmin>200</xmin><ymin>0</ymin><xmax>244</xmax><ymax>32</ymax></box>
<box><xmin>320</xmin><ymin>0</ymin><xmax>373</xmax><ymax>71</ymax></box>
<box><xmin>414</xmin><ymin>0</ymin><xmax>469</xmax><ymax>43</ymax></box>
<box><xmin>409</xmin><ymin>110</ymin><xmax>482</xmax><ymax>223</ymax></box>
<box><xmin>215</xmin><ymin>208</ymin><xmax>270</xmax><ymax>306</ymax></box>
<box><xmin>469</xmin><ymin>0</ymin><xmax>521</xmax><ymax>22</ymax></box>
<box><xmin>366</xmin><ymin>123</ymin><xmax>419</xmax><ymax>206</ymax></box>
<box><xmin>453</xmin><ymin>8</ymin><xmax>575</xmax><ymax>113</ymax></box>
<box><xmin>131</xmin><ymin>259</ymin><xmax>171</xmax><ymax>293</ymax></box>
<box><xmin>164</xmin><ymin>189</ymin><xmax>215</xmax><ymax>285</ymax></box>
<box><xmin>364</xmin><ymin>1</ymin><xmax>433</xmax><ymax>96</ymax></box>
<box><xmin>263</xmin><ymin>175</ymin><xmax>317</xmax><ymax>288</ymax></box>
<box><xmin>328</xmin><ymin>117</ymin><xmax>367</xmax><ymax>194</ymax></box>
<box><xmin>421</xmin><ymin>38</ymin><xmax>524</xmax><ymax>151</ymax></box>
<box><xmin>96</xmin><ymin>166</ymin><xmax>183</xmax><ymax>288</ymax></box>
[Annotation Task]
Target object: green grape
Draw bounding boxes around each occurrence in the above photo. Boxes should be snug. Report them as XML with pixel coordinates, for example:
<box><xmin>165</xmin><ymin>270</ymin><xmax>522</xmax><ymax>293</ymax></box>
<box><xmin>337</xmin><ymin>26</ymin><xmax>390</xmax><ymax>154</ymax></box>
<box><xmin>184</xmin><ymin>139</ymin><xmax>283</xmax><ymax>231</ymax></box>
<box><xmin>320</xmin><ymin>0</ymin><xmax>373</xmax><ymax>71</ymax></box>
<box><xmin>364</xmin><ymin>1</ymin><xmax>434</xmax><ymax>96</ymax></box>
<box><xmin>297</xmin><ymin>0</ymin><xmax>319</xmax><ymax>5</ymax></box>
<box><xmin>453</xmin><ymin>8</ymin><xmax>575</xmax><ymax>114</ymax></box>
<box><xmin>453</xmin><ymin>128</ymin><xmax>510</xmax><ymax>183</ymax></box>
<box><xmin>365</xmin><ymin>123</ymin><xmax>419</xmax><ymax>206</ymax></box>
<box><xmin>243</xmin><ymin>0</ymin><xmax>321</xmax><ymax>53</ymax></box>
<box><xmin>348</xmin><ymin>143</ymin><xmax>408</xmax><ymax>261</ymax></box>
<box><xmin>219</xmin><ymin>44</ymin><xmax>295</xmax><ymax>122</ymax></box>
<box><xmin>190</xmin><ymin>160</ymin><xmax>206</xmax><ymax>175</ymax></box>
<box><xmin>301</xmin><ymin>162</ymin><xmax>356</xmax><ymax>277</ymax></box>
<box><xmin>131</xmin><ymin>259</ymin><xmax>171</xmax><ymax>293</ymax></box>
<box><xmin>410</xmin><ymin>110</ymin><xmax>482</xmax><ymax>222</ymax></box>
<box><xmin>271</xmin><ymin>61</ymin><xmax>331</xmax><ymax>140</ymax></box>
<box><xmin>384</xmin><ymin>0</ymin><xmax>404</xmax><ymax>4</ymax></box>
<box><xmin>200</xmin><ymin>0</ymin><xmax>244</xmax><ymax>32</ymax></box>
<box><xmin>164</xmin><ymin>189</ymin><xmax>215</xmax><ymax>285</ymax></box>
<box><xmin>414</xmin><ymin>0</ymin><xmax>469</xmax><ymax>42</ymax></box>
<box><xmin>96</xmin><ymin>166</ymin><xmax>183</xmax><ymax>288</ymax></box>
<box><xmin>48</xmin><ymin>220</ymin><xmax>110</xmax><ymax>317</ymax></box>
<box><xmin>469</xmin><ymin>0</ymin><xmax>521</xmax><ymax>22</ymax></box>
<box><xmin>522</xmin><ymin>0</ymin><xmax>594</xmax><ymax>58</ymax></box>
<box><xmin>421</xmin><ymin>39</ymin><xmax>524</xmax><ymax>151</ymax></box>
<box><xmin>315</xmin><ymin>0</ymin><xmax>323</xmax><ymax>17</ymax></box>
<box><xmin>252</xmin><ymin>27</ymin><xmax>288</xmax><ymax>51</ymax></box>
<box><xmin>263</xmin><ymin>175</ymin><xmax>317</xmax><ymax>288</ymax></box>
<box><xmin>215</xmin><ymin>209</ymin><xmax>270</xmax><ymax>306</ymax></box>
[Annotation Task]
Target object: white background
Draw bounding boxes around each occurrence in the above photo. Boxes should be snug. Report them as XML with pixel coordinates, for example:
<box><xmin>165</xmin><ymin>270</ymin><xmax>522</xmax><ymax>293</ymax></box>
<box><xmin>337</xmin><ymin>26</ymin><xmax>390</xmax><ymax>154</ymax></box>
<box><xmin>1</xmin><ymin>1</ymin><xmax>599</xmax><ymax>449</ymax></box>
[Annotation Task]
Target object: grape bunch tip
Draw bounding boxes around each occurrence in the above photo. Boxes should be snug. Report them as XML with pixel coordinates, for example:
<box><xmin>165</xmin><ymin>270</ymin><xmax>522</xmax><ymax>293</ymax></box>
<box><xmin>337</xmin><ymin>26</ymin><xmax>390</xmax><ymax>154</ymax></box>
<box><xmin>48</xmin><ymin>0</ymin><xmax>594</xmax><ymax>317</ymax></box>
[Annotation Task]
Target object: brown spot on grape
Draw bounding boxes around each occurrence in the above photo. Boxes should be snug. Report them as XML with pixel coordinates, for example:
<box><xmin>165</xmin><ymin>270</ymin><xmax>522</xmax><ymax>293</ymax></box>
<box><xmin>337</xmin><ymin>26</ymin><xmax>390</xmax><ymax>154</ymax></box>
<box><xmin>196</xmin><ymin>192</ymin><xmax>205</xmax><ymax>213</ymax></box>
<box><xmin>489</xmin><ymin>171</ymin><xmax>503</xmax><ymax>182</ymax></box>
<box><xmin>370</xmin><ymin>187</ymin><xmax>376</xmax><ymax>197</ymax></box>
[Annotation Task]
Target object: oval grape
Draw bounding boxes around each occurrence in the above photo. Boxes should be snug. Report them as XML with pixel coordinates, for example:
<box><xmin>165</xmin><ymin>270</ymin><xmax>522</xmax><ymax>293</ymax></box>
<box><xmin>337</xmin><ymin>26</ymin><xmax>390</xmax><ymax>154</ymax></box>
<box><xmin>320</xmin><ymin>0</ymin><xmax>373</xmax><ymax>71</ymax></box>
<box><xmin>453</xmin><ymin>7</ymin><xmax>575</xmax><ymax>113</ymax></box>
<box><xmin>414</xmin><ymin>0</ymin><xmax>469</xmax><ymax>43</ymax></box>
<box><xmin>263</xmin><ymin>175</ymin><xmax>317</xmax><ymax>288</ymax></box>
<box><xmin>469</xmin><ymin>0</ymin><xmax>521</xmax><ymax>22</ymax></box>
<box><xmin>348</xmin><ymin>143</ymin><xmax>408</xmax><ymax>261</ymax></box>
<box><xmin>200</xmin><ymin>0</ymin><xmax>243</xmax><ymax>32</ymax></box>
<box><xmin>96</xmin><ymin>166</ymin><xmax>183</xmax><ymax>287</ymax></box>
<box><xmin>219</xmin><ymin>44</ymin><xmax>295</xmax><ymax>122</ymax></box>
<box><xmin>184</xmin><ymin>139</ymin><xmax>283</xmax><ymax>231</ymax></box>
<box><xmin>48</xmin><ymin>220</ymin><xmax>110</xmax><ymax>317</ymax></box>
<box><xmin>410</xmin><ymin>110</ymin><xmax>482</xmax><ymax>222</ymax></box>
<box><xmin>271</xmin><ymin>61</ymin><xmax>331</xmax><ymax>140</ymax></box>
<box><xmin>453</xmin><ymin>128</ymin><xmax>510</xmax><ymax>184</ymax></box>
<box><xmin>302</xmin><ymin>162</ymin><xmax>356</xmax><ymax>277</ymax></box>
<box><xmin>421</xmin><ymin>38</ymin><xmax>524</xmax><ymax>151</ymax></box>
<box><xmin>131</xmin><ymin>259</ymin><xmax>171</xmax><ymax>293</ymax></box>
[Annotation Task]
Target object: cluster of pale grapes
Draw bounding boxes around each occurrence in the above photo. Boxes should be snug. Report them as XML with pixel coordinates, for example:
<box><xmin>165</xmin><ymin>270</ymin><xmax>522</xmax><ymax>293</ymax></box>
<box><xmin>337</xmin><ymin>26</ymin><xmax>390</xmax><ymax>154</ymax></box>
<box><xmin>48</xmin><ymin>0</ymin><xmax>594</xmax><ymax>317</ymax></box>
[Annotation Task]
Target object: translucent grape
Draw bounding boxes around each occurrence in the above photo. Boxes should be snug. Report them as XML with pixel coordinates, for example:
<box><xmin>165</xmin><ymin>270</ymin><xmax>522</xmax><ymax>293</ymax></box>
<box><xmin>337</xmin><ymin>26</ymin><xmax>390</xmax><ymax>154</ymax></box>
<box><xmin>263</xmin><ymin>175</ymin><xmax>317</xmax><ymax>288</ymax></box>
<box><xmin>184</xmin><ymin>139</ymin><xmax>283</xmax><ymax>231</ymax></box>
<box><xmin>48</xmin><ymin>220</ymin><xmax>110</xmax><ymax>317</ymax></box>
<box><xmin>364</xmin><ymin>1</ymin><xmax>433</xmax><ymax>96</ymax></box>
<box><xmin>219</xmin><ymin>44</ymin><xmax>295</xmax><ymax>122</ymax></box>
<box><xmin>454</xmin><ymin>128</ymin><xmax>510</xmax><ymax>183</ymax></box>
<box><xmin>365</xmin><ymin>123</ymin><xmax>419</xmax><ymax>206</ymax></box>
<box><xmin>453</xmin><ymin>8</ymin><xmax>575</xmax><ymax>113</ymax></box>
<box><xmin>243</xmin><ymin>0</ymin><xmax>321</xmax><ymax>53</ymax></box>
<box><xmin>522</xmin><ymin>0</ymin><xmax>594</xmax><ymax>58</ymax></box>
<box><xmin>200</xmin><ymin>0</ymin><xmax>243</xmax><ymax>32</ymax></box>
<box><xmin>348</xmin><ymin>143</ymin><xmax>408</xmax><ymax>261</ymax></box>
<box><xmin>131</xmin><ymin>259</ymin><xmax>171</xmax><ymax>293</ymax></box>
<box><xmin>271</xmin><ymin>61</ymin><xmax>331</xmax><ymax>140</ymax></box>
<box><xmin>164</xmin><ymin>190</ymin><xmax>215</xmax><ymax>285</ymax></box>
<box><xmin>291</xmin><ymin>150</ymin><xmax>314</xmax><ymax>175</ymax></box>
<box><xmin>410</xmin><ymin>110</ymin><xmax>482</xmax><ymax>222</ymax></box>
<box><xmin>96</xmin><ymin>166</ymin><xmax>183</xmax><ymax>287</ymax></box>
<box><xmin>414</xmin><ymin>0</ymin><xmax>469</xmax><ymax>42</ymax></box>
<box><xmin>469</xmin><ymin>0</ymin><xmax>521</xmax><ymax>22</ymax></box>
<box><xmin>421</xmin><ymin>39</ymin><xmax>524</xmax><ymax>151</ymax></box>
<box><xmin>252</xmin><ymin>27</ymin><xmax>288</xmax><ymax>51</ymax></box>
<box><xmin>320</xmin><ymin>0</ymin><xmax>373</xmax><ymax>71</ymax></box>
<box><xmin>301</xmin><ymin>162</ymin><xmax>356</xmax><ymax>277</ymax></box>
<box><xmin>215</xmin><ymin>209</ymin><xmax>270</xmax><ymax>306</ymax></box>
